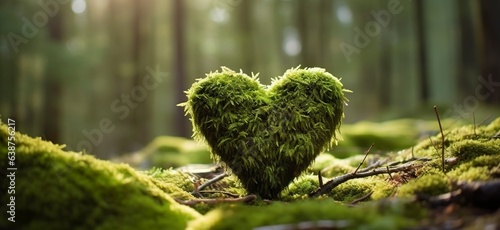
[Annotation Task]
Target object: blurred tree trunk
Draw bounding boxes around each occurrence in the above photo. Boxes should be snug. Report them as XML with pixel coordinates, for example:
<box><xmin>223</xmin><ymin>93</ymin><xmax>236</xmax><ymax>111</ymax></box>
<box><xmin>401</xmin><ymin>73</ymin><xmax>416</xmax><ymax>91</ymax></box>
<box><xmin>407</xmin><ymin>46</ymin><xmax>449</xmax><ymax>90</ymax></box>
<box><xmin>0</xmin><ymin>48</ymin><xmax>19</xmax><ymax>123</ymax></box>
<box><xmin>173</xmin><ymin>0</ymin><xmax>188</xmax><ymax>137</ymax></box>
<box><xmin>456</xmin><ymin>0</ymin><xmax>481</xmax><ymax>96</ymax></box>
<box><xmin>480</xmin><ymin>0</ymin><xmax>500</xmax><ymax>103</ymax></box>
<box><xmin>415</xmin><ymin>0</ymin><xmax>429</xmax><ymax>102</ymax></box>
<box><xmin>42</xmin><ymin>9</ymin><xmax>64</xmax><ymax>143</ymax></box>
<box><xmin>297</xmin><ymin>0</ymin><xmax>321</xmax><ymax>67</ymax></box>
<box><xmin>130</xmin><ymin>0</ymin><xmax>152</xmax><ymax>145</ymax></box>
<box><xmin>237</xmin><ymin>0</ymin><xmax>253</xmax><ymax>70</ymax></box>
<box><xmin>423</xmin><ymin>0</ymin><xmax>459</xmax><ymax>104</ymax></box>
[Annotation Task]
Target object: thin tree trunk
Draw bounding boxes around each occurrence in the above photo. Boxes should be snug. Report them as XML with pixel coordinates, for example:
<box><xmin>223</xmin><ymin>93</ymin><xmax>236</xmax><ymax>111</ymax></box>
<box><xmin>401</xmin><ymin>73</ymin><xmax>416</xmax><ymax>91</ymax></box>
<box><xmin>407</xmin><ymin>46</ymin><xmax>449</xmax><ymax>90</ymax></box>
<box><xmin>415</xmin><ymin>0</ymin><xmax>429</xmax><ymax>102</ymax></box>
<box><xmin>131</xmin><ymin>0</ymin><xmax>151</xmax><ymax>144</ymax></box>
<box><xmin>42</xmin><ymin>10</ymin><xmax>64</xmax><ymax>143</ymax></box>
<box><xmin>480</xmin><ymin>0</ymin><xmax>500</xmax><ymax>104</ymax></box>
<box><xmin>173</xmin><ymin>0</ymin><xmax>188</xmax><ymax>137</ymax></box>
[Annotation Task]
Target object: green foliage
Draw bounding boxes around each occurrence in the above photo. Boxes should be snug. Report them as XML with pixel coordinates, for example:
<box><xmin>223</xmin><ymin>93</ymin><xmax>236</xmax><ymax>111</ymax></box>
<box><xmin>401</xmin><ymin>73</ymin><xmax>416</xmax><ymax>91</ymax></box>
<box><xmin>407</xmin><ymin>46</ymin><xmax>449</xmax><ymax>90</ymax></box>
<box><xmin>187</xmin><ymin>199</ymin><xmax>425</xmax><ymax>230</ymax></box>
<box><xmin>181</xmin><ymin>67</ymin><xmax>349</xmax><ymax>198</ymax></box>
<box><xmin>0</xmin><ymin>120</ymin><xmax>200</xmax><ymax>230</ymax></box>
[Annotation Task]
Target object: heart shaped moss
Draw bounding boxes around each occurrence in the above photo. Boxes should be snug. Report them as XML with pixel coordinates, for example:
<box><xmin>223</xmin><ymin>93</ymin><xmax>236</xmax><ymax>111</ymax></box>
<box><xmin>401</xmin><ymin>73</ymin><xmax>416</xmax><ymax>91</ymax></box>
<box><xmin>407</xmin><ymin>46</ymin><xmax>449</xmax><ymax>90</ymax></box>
<box><xmin>181</xmin><ymin>67</ymin><xmax>349</xmax><ymax>199</ymax></box>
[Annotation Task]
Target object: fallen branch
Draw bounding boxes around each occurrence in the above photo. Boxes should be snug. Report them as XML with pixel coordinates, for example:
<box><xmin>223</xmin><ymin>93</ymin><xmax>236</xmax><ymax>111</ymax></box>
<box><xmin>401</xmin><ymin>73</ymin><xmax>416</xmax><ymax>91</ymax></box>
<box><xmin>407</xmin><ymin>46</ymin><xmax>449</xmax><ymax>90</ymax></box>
<box><xmin>197</xmin><ymin>190</ymin><xmax>240</xmax><ymax>198</ymax></box>
<box><xmin>175</xmin><ymin>194</ymin><xmax>257</xmax><ymax>207</ymax></box>
<box><xmin>386</xmin><ymin>156</ymin><xmax>431</xmax><ymax>167</ymax></box>
<box><xmin>309</xmin><ymin>163</ymin><xmax>421</xmax><ymax>197</ymax></box>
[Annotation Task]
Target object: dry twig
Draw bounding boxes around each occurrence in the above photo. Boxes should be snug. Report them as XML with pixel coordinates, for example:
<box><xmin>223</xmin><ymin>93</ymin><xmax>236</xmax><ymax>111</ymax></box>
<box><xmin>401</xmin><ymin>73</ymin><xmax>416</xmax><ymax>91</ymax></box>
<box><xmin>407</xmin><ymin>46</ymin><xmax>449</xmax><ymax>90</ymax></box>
<box><xmin>318</xmin><ymin>171</ymin><xmax>323</xmax><ymax>187</ymax></box>
<box><xmin>433</xmin><ymin>106</ymin><xmax>445</xmax><ymax>172</ymax></box>
<box><xmin>354</xmin><ymin>143</ymin><xmax>374</xmax><ymax>174</ymax></box>
<box><xmin>191</xmin><ymin>172</ymin><xmax>228</xmax><ymax>195</ymax></box>
<box><xmin>349</xmin><ymin>191</ymin><xmax>374</xmax><ymax>205</ymax></box>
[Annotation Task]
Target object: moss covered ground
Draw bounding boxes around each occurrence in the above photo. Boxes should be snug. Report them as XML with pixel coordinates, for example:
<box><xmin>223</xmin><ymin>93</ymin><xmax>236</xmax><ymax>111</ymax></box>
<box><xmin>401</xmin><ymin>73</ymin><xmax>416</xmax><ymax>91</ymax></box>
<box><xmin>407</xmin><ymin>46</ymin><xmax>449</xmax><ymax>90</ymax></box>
<box><xmin>1</xmin><ymin>117</ymin><xmax>499</xmax><ymax>229</ymax></box>
<box><xmin>0</xmin><ymin>119</ymin><xmax>200</xmax><ymax>230</ymax></box>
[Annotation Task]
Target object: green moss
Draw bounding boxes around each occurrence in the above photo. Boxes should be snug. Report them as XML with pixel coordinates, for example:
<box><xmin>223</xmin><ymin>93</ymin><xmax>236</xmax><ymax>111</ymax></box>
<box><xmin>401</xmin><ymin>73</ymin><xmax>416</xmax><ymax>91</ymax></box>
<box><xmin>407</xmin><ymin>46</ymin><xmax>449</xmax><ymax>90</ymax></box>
<box><xmin>117</xmin><ymin>136</ymin><xmax>211</xmax><ymax>169</ymax></box>
<box><xmin>144</xmin><ymin>167</ymin><xmax>196</xmax><ymax>196</ymax></box>
<box><xmin>412</xmin><ymin>118</ymin><xmax>500</xmax><ymax>160</ymax></box>
<box><xmin>339</xmin><ymin>119</ymin><xmax>419</xmax><ymax>151</ymax></box>
<box><xmin>308</xmin><ymin>153</ymin><xmax>355</xmax><ymax>177</ymax></box>
<box><xmin>329</xmin><ymin>177</ymin><xmax>392</xmax><ymax>203</ymax></box>
<box><xmin>0</xmin><ymin>120</ymin><xmax>200</xmax><ymax>230</ymax></box>
<box><xmin>397</xmin><ymin>171</ymin><xmax>450</xmax><ymax>197</ymax></box>
<box><xmin>181</xmin><ymin>67</ymin><xmax>349</xmax><ymax>199</ymax></box>
<box><xmin>371</xmin><ymin>180</ymin><xmax>395</xmax><ymax>200</ymax></box>
<box><xmin>449</xmin><ymin>139</ymin><xmax>500</xmax><ymax>162</ymax></box>
<box><xmin>187</xmin><ymin>199</ymin><xmax>424</xmax><ymax>230</ymax></box>
<box><xmin>330</xmin><ymin>118</ymin><xmax>463</xmax><ymax>158</ymax></box>
<box><xmin>280</xmin><ymin>175</ymin><xmax>319</xmax><ymax>201</ymax></box>
<box><xmin>447</xmin><ymin>155</ymin><xmax>500</xmax><ymax>181</ymax></box>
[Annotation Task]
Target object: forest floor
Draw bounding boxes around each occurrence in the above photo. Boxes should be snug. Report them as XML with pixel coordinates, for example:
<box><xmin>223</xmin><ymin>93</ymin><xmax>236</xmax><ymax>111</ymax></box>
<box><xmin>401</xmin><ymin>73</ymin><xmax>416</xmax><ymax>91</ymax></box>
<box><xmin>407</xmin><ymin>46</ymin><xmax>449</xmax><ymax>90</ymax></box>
<box><xmin>1</xmin><ymin>117</ymin><xmax>499</xmax><ymax>229</ymax></box>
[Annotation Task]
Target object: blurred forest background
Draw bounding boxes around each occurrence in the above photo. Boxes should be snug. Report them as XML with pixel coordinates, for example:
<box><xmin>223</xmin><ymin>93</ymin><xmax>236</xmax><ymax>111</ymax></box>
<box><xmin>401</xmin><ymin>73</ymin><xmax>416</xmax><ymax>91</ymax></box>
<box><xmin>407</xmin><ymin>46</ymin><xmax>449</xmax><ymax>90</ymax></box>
<box><xmin>0</xmin><ymin>0</ymin><xmax>499</xmax><ymax>158</ymax></box>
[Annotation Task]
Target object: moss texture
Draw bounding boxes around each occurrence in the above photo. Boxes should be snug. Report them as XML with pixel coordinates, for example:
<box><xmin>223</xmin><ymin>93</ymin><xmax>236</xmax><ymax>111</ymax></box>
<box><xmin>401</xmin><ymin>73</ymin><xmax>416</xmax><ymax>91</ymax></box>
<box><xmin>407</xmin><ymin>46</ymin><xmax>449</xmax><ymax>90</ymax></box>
<box><xmin>181</xmin><ymin>67</ymin><xmax>349</xmax><ymax>199</ymax></box>
<box><xmin>187</xmin><ymin>199</ymin><xmax>425</xmax><ymax>230</ymax></box>
<box><xmin>0</xmin><ymin>120</ymin><xmax>200</xmax><ymax>230</ymax></box>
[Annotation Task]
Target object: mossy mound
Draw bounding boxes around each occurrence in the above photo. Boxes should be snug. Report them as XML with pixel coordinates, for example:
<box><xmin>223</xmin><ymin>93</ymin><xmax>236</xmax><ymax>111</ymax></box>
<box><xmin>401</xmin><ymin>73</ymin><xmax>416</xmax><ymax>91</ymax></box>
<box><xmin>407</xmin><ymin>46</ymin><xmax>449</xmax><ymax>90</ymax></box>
<box><xmin>0</xmin><ymin>120</ymin><xmax>200</xmax><ymax>229</ymax></box>
<box><xmin>332</xmin><ymin>118</ymin><xmax>462</xmax><ymax>158</ymax></box>
<box><xmin>393</xmin><ymin>117</ymin><xmax>500</xmax><ymax>197</ymax></box>
<box><xmin>187</xmin><ymin>199</ymin><xmax>425</xmax><ymax>230</ymax></box>
<box><xmin>114</xmin><ymin>136</ymin><xmax>212</xmax><ymax>169</ymax></box>
<box><xmin>308</xmin><ymin>153</ymin><xmax>356</xmax><ymax>177</ymax></box>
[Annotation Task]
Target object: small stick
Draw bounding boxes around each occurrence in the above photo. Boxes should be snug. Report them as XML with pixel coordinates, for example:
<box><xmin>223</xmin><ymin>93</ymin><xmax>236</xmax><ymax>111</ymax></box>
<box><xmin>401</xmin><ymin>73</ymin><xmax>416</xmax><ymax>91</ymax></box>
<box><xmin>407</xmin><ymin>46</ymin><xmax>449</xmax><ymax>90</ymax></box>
<box><xmin>318</xmin><ymin>171</ymin><xmax>323</xmax><ymax>187</ymax></box>
<box><xmin>350</xmin><ymin>191</ymin><xmax>374</xmax><ymax>205</ymax></box>
<box><xmin>386</xmin><ymin>165</ymin><xmax>393</xmax><ymax>180</ymax></box>
<box><xmin>477</xmin><ymin>114</ymin><xmax>493</xmax><ymax>126</ymax></box>
<box><xmin>354</xmin><ymin>143</ymin><xmax>374</xmax><ymax>175</ymax></box>
<box><xmin>434</xmin><ymin>106</ymin><xmax>445</xmax><ymax>172</ymax></box>
<box><xmin>192</xmin><ymin>172</ymin><xmax>228</xmax><ymax>195</ymax></box>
